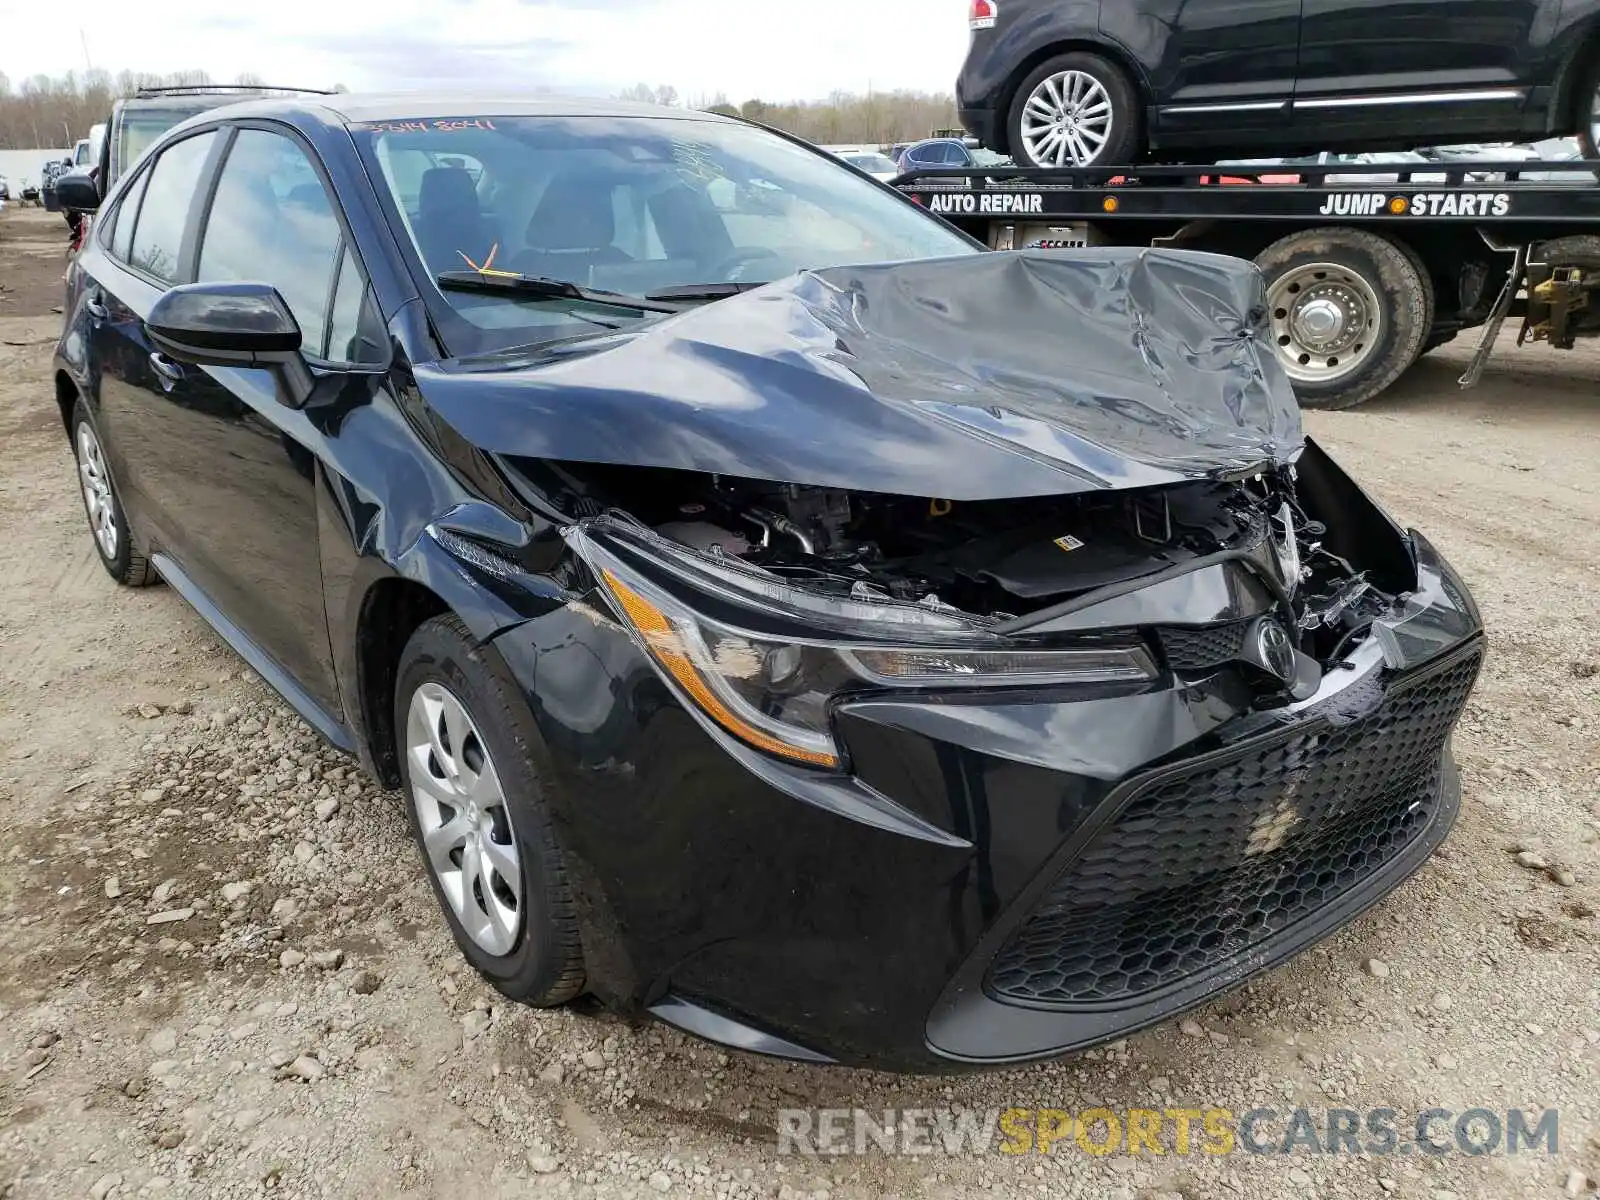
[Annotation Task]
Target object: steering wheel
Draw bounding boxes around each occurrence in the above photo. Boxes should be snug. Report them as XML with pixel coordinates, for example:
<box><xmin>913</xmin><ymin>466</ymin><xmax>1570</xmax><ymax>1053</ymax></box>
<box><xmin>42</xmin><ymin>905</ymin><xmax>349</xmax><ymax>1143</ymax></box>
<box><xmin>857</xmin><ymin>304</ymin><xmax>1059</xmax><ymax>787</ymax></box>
<box><xmin>712</xmin><ymin>247</ymin><xmax>783</xmax><ymax>283</ymax></box>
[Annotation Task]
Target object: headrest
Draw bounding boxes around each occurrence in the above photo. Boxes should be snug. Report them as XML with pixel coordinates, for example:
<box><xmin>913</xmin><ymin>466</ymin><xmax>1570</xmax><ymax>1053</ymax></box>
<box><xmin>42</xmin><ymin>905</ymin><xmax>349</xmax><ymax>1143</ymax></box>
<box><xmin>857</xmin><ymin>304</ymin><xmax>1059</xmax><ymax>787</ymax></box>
<box><xmin>647</xmin><ymin>184</ymin><xmax>733</xmax><ymax>260</ymax></box>
<box><xmin>525</xmin><ymin>175</ymin><xmax>615</xmax><ymax>251</ymax></box>
<box><xmin>419</xmin><ymin>167</ymin><xmax>480</xmax><ymax>214</ymax></box>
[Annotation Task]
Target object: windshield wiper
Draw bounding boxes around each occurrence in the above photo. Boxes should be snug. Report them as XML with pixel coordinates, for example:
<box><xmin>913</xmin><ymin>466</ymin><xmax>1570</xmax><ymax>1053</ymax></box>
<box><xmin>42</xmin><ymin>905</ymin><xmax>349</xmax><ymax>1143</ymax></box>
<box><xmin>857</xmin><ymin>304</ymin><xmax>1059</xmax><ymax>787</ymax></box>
<box><xmin>435</xmin><ymin>271</ymin><xmax>684</xmax><ymax>314</ymax></box>
<box><xmin>642</xmin><ymin>282</ymin><xmax>766</xmax><ymax>303</ymax></box>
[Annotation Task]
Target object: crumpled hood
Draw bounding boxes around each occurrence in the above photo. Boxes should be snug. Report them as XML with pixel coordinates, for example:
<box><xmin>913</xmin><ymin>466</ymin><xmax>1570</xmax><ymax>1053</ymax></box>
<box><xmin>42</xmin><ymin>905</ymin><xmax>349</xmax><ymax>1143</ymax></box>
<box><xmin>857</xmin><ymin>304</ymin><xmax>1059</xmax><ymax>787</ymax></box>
<box><xmin>416</xmin><ymin>248</ymin><xmax>1304</xmax><ymax>501</ymax></box>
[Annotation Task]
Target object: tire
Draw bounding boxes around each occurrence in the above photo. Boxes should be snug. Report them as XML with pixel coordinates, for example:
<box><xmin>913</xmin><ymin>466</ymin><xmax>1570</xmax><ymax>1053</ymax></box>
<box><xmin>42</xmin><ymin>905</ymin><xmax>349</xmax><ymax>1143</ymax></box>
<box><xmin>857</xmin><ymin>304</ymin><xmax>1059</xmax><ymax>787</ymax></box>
<box><xmin>395</xmin><ymin>613</ymin><xmax>585</xmax><ymax>1007</ymax></box>
<box><xmin>1007</xmin><ymin>52</ymin><xmax>1140</xmax><ymax>169</ymax></box>
<box><xmin>1255</xmin><ymin>227</ymin><xmax>1432</xmax><ymax>411</ymax></box>
<box><xmin>1576</xmin><ymin>67</ymin><xmax>1600</xmax><ymax>162</ymax></box>
<box><xmin>70</xmin><ymin>399</ymin><xmax>157</xmax><ymax>586</ymax></box>
<box><xmin>1532</xmin><ymin>233</ymin><xmax>1600</xmax><ymax>266</ymax></box>
<box><xmin>1391</xmin><ymin>235</ymin><xmax>1451</xmax><ymax>358</ymax></box>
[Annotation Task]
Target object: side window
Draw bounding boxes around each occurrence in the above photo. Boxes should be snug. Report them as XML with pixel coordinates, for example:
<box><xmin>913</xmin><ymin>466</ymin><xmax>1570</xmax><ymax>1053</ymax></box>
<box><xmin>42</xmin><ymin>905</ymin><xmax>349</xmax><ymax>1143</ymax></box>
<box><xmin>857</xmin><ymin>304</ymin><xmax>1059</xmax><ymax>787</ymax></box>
<box><xmin>107</xmin><ymin>168</ymin><xmax>151</xmax><ymax>261</ymax></box>
<box><xmin>325</xmin><ymin>247</ymin><xmax>385</xmax><ymax>365</ymax></box>
<box><xmin>127</xmin><ymin>132</ymin><xmax>216</xmax><ymax>283</ymax></box>
<box><xmin>198</xmin><ymin>129</ymin><xmax>344</xmax><ymax>359</ymax></box>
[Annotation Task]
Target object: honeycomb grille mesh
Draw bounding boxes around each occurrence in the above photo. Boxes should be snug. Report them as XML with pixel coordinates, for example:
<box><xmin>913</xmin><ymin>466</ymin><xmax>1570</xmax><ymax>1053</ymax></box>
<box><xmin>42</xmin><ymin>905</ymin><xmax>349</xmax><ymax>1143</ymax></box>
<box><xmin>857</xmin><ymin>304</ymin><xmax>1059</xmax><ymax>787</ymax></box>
<box><xmin>1158</xmin><ymin>621</ymin><xmax>1251</xmax><ymax>671</ymax></box>
<box><xmin>988</xmin><ymin>651</ymin><xmax>1481</xmax><ymax>1007</ymax></box>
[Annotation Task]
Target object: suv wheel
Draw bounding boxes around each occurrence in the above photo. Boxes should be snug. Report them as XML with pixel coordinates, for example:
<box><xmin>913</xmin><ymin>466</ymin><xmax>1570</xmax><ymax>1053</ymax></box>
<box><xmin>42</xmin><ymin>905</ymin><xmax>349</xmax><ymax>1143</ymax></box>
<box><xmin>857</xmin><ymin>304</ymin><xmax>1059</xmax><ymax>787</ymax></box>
<box><xmin>395</xmin><ymin>614</ymin><xmax>586</xmax><ymax>1006</ymax></box>
<box><xmin>1007</xmin><ymin>52</ymin><xmax>1139</xmax><ymax>169</ymax></box>
<box><xmin>1578</xmin><ymin>75</ymin><xmax>1600</xmax><ymax>161</ymax></box>
<box><xmin>71</xmin><ymin>400</ymin><xmax>157</xmax><ymax>586</ymax></box>
<box><xmin>1255</xmin><ymin>228</ymin><xmax>1433</xmax><ymax>410</ymax></box>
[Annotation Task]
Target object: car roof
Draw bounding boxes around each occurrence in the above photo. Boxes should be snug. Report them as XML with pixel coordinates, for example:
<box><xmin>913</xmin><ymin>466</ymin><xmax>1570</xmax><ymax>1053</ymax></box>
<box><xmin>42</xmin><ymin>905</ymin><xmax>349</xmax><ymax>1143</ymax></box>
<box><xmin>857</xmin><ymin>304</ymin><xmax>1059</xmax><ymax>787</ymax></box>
<box><xmin>183</xmin><ymin>93</ymin><xmax>736</xmax><ymax>126</ymax></box>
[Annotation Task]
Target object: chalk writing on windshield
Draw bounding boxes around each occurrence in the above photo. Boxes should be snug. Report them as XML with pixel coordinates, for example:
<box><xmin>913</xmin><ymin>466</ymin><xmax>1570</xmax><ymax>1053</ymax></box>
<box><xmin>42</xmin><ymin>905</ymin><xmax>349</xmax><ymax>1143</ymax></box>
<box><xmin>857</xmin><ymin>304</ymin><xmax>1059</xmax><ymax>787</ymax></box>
<box><xmin>352</xmin><ymin>118</ymin><xmax>498</xmax><ymax>135</ymax></box>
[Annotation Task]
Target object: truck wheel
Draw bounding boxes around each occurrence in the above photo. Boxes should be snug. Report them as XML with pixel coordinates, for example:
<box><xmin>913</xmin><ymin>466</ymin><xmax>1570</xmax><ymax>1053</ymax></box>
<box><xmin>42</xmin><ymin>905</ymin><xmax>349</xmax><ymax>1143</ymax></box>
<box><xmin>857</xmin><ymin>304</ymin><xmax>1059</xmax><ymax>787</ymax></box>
<box><xmin>1007</xmin><ymin>53</ymin><xmax>1139</xmax><ymax>169</ymax></box>
<box><xmin>1532</xmin><ymin>234</ymin><xmax>1600</xmax><ymax>266</ymax></box>
<box><xmin>1255</xmin><ymin>227</ymin><xmax>1432</xmax><ymax>410</ymax></box>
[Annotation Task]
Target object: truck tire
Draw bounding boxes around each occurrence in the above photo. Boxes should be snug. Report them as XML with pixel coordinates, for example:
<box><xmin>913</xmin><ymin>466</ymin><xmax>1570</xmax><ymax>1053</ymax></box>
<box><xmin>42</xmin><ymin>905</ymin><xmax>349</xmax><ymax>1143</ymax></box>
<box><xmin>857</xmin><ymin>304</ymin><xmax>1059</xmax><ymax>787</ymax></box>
<box><xmin>1007</xmin><ymin>53</ymin><xmax>1139</xmax><ymax>169</ymax></box>
<box><xmin>1532</xmin><ymin>234</ymin><xmax>1600</xmax><ymax>266</ymax></box>
<box><xmin>1255</xmin><ymin>227</ymin><xmax>1432</xmax><ymax>410</ymax></box>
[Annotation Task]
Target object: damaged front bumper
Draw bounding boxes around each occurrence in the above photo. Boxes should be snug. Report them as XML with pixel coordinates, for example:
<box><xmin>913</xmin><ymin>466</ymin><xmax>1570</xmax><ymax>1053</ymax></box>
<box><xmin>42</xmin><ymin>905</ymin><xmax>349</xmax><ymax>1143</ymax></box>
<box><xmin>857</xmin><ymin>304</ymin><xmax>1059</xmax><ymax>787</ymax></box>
<box><xmin>481</xmin><ymin>510</ymin><xmax>1482</xmax><ymax>1070</ymax></box>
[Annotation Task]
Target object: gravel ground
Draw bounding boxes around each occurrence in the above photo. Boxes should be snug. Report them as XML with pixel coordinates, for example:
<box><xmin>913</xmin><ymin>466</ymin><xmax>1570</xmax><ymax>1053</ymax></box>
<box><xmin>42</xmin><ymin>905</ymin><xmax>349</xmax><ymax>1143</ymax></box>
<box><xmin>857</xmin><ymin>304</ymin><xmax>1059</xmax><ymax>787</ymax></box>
<box><xmin>1</xmin><ymin>203</ymin><xmax>1597</xmax><ymax>1200</ymax></box>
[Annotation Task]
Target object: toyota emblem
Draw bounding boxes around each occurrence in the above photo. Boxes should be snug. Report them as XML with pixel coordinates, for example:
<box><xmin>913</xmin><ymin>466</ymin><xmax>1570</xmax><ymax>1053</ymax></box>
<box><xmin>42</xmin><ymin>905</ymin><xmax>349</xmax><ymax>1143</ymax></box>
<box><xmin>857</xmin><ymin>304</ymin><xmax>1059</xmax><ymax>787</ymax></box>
<box><xmin>1257</xmin><ymin>619</ymin><xmax>1299</xmax><ymax>683</ymax></box>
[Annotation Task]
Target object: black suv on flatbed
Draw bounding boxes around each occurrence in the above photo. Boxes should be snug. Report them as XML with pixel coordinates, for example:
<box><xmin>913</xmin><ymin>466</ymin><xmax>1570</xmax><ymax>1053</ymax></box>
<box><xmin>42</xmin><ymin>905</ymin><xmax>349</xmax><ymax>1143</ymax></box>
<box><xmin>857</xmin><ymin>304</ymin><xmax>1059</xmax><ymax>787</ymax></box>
<box><xmin>959</xmin><ymin>0</ymin><xmax>1600</xmax><ymax>168</ymax></box>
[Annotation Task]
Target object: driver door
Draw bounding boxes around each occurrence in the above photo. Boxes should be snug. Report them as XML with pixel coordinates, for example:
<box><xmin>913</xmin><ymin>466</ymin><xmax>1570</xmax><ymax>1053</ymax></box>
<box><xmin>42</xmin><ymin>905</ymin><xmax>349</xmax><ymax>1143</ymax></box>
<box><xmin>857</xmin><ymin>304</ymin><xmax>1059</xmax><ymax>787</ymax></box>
<box><xmin>141</xmin><ymin>125</ymin><xmax>383</xmax><ymax>717</ymax></box>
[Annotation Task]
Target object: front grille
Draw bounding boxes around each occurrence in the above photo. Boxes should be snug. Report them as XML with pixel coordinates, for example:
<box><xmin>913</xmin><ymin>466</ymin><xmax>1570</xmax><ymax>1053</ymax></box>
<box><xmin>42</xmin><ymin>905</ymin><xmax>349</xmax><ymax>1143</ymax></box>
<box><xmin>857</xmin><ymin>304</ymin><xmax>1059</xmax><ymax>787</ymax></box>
<box><xmin>1157</xmin><ymin>621</ymin><xmax>1251</xmax><ymax>671</ymax></box>
<box><xmin>988</xmin><ymin>649</ymin><xmax>1481</xmax><ymax>1007</ymax></box>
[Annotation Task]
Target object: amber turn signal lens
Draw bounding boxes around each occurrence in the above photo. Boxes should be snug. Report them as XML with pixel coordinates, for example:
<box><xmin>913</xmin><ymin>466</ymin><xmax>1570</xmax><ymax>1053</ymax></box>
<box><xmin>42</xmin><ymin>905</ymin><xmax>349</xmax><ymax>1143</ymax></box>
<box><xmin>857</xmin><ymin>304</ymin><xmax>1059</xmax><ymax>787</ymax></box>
<box><xmin>600</xmin><ymin>569</ymin><xmax>841</xmax><ymax>768</ymax></box>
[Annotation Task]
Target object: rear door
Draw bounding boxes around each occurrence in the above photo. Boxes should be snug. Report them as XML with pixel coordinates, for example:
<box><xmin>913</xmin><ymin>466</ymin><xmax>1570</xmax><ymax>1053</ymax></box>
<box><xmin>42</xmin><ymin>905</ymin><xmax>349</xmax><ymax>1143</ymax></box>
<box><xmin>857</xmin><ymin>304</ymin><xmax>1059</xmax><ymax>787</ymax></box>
<box><xmin>1293</xmin><ymin>0</ymin><xmax>1546</xmax><ymax>142</ymax></box>
<box><xmin>87</xmin><ymin>129</ymin><xmax>222</xmax><ymax>549</ymax></box>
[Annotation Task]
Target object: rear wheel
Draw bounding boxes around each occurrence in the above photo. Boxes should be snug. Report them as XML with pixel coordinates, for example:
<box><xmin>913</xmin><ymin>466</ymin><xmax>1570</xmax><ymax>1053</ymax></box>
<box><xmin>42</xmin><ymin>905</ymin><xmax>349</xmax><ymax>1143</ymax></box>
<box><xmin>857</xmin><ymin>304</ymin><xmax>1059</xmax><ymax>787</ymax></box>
<box><xmin>1255</xmin><ymin>228</ymin><xmax>1432</xmax><ymax>410</ymax></box>
<box><xmin>71</xmin><ymin>399</ymin><xmax>156</xmax><ymax>586</ymax></box>
<box><xmin>1007</xmin><ymin>53</ymin><xmax>1139</xmax><ymax>169</ymax></box>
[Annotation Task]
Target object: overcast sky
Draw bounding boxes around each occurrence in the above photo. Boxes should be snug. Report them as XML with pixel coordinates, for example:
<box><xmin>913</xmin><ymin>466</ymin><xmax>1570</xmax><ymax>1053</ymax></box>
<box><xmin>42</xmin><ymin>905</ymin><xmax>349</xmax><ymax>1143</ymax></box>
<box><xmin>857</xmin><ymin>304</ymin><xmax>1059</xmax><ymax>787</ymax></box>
<box><xmin>3</xmin><ymin>0</ymin><xmax>971</xmax><ymax>102</ymax></box>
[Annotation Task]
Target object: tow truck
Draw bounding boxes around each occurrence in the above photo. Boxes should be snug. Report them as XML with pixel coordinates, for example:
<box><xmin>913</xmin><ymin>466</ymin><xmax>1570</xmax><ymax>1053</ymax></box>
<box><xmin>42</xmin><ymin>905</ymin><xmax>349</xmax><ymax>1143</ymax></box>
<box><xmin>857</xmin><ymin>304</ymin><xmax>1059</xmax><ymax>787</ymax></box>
<box><xmin>894</xmin><ymin>159</ymin><xmax>1600</xmax><ymax>409</ymax></box>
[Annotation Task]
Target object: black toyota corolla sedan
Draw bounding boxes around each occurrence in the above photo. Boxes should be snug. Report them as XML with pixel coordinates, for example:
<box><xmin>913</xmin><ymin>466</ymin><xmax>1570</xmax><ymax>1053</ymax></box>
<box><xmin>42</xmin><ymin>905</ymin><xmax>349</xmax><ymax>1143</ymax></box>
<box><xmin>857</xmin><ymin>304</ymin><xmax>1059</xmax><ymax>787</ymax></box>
<box><xmin>50</xmin><ymin>94</ymin><xmax>1483</xmax><ymax>1071</ymax></box>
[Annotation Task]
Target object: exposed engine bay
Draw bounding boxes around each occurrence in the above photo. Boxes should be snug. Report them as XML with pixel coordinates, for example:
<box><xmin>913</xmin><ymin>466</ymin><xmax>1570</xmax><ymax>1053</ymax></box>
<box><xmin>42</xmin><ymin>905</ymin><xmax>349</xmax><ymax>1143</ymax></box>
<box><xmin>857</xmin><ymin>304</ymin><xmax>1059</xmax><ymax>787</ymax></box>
<box><xmin>515</xmin><ymin>456</ymin><xmax>1407</xmax><ymax>675</ymax></box>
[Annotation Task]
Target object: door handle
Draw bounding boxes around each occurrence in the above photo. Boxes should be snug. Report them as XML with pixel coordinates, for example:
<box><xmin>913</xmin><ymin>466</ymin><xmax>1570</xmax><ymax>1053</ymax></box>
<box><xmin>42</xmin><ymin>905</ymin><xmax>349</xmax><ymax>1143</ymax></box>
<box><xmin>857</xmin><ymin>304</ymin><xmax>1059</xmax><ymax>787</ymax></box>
<box><xmin>84</xmin><ymin>295</ymin><xmax>108</xmax><ymax>320</ymax></box>
<box><xmin>149</xmin><ymin>352</ymin><xmax>184</xmax><ymax>386</ymax></box>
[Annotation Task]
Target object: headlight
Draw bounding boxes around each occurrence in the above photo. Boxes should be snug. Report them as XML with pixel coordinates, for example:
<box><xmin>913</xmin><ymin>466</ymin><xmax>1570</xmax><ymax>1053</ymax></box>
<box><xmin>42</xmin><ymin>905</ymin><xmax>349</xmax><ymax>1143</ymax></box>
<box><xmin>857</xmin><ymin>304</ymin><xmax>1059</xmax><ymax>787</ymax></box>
<box><xmin>576</xmin><ymin>524</ymin><xmax>1158</xmax><ymax>770</ymax></box>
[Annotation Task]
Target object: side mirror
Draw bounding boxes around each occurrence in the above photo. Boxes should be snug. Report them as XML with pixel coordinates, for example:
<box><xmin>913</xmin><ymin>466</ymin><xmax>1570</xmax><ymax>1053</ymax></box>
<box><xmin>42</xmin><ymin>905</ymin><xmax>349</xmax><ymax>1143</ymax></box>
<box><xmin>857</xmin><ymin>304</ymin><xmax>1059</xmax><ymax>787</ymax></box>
<box><xmin>148</xmin><ymin>282</ymin><xmax>314</xmax><ymax>408</ymax></box>
<box><xmin>56</xmin><ymin>171</ymin><xmax>102</xmax><ymax>213</ymax></box>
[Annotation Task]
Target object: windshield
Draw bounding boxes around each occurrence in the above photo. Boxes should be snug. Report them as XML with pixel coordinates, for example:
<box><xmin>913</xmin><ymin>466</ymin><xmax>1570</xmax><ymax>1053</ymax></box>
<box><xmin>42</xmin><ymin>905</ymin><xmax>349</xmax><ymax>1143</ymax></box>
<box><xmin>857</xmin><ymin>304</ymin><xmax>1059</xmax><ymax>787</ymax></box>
<box><xmin>843</xmin><ymin>152</ymin><xmax>899</xmax><ymax>175</ymax></box>
<box><xmin>117</xmin><ymin>104</ymin><xmax>217</xmax><ymax>179</ymax></box>
<box><xmin>353</xmin><ymin>114</ymin><xmax>978</xmax><ymax>355</ymax></box>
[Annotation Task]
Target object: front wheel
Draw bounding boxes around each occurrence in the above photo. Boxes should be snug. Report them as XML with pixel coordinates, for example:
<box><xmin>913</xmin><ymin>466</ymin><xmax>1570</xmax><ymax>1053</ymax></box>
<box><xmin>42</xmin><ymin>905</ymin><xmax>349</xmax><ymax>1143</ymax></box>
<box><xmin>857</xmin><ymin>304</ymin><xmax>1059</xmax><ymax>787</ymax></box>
<box><xmin>395</xmin><ymin>614</ymin><xmax>586</xmax><ymax>1007</ymax></box>
<box><xmin>1255</xmin><ymin>228</ymin><xmax>1432</xmax><ymax>410</ymax></box>
<box><xmin>1577</xmin><ymin>73</ymin><xmax>1600</xmax><ymax>161</ymax></box>
<box><xmin>1007</xmin><ymin>53</ymin><xmax>1139</xmax><ymax>169</ymax></box>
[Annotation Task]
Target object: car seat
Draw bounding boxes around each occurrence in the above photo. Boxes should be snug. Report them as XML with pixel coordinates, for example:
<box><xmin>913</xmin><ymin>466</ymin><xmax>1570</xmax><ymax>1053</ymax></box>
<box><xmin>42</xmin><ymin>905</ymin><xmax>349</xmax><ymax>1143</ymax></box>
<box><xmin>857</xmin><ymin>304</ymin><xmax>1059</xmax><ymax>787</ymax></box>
<box><xmin>416</xmin><ymin>166</ymin><xmax>496</xmax><ymax>274</ymax></box>
<box><xmin>511</xmin><ymin>174</ymin><xmax>633</xmax><ymax>282</ymax></box>
<box><xmin>645</xmin><ymin>184</ymin><xmax>735</xmax><ymax>276</ymax></box>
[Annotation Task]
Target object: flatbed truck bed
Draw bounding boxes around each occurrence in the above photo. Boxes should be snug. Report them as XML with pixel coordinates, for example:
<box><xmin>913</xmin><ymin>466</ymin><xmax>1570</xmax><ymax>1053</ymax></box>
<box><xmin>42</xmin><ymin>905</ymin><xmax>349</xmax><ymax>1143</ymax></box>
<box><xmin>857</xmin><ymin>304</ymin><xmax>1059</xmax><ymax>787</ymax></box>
<box><xmin>894</xmin><ymin>159</ymin><xmax>1600</xmax><ymax>409</ymax></box>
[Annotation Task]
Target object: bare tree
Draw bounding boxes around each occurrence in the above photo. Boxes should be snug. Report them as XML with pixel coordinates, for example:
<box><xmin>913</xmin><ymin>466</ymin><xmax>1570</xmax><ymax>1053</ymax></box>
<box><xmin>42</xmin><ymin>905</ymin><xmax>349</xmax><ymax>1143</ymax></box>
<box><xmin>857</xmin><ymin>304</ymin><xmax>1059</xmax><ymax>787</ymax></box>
<box><xmin>616</xmin><ymin>84</ymin><xmax>684</xmax><ymax>108</ymax></box>
<box><xmin>712</xmin><ymin>90</ymin><xmax>960</xmax><ymax>146</ymax></box>
<box><xmin>0</xmin><ymin>69</ymin><xmax>277</xmax><ymax>149</ymax></box>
